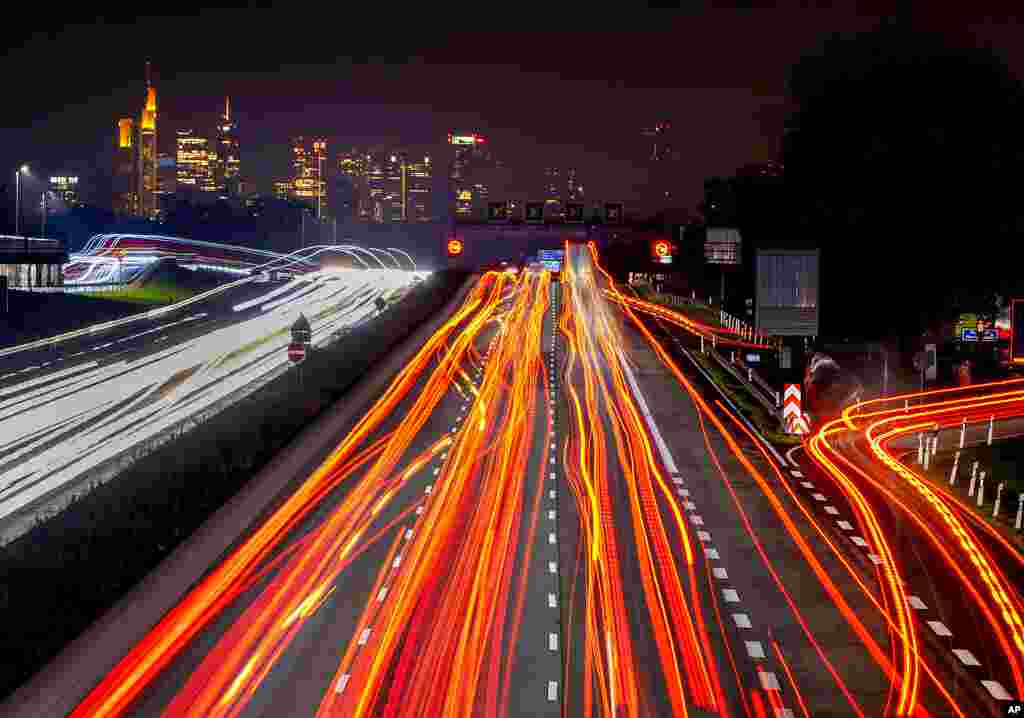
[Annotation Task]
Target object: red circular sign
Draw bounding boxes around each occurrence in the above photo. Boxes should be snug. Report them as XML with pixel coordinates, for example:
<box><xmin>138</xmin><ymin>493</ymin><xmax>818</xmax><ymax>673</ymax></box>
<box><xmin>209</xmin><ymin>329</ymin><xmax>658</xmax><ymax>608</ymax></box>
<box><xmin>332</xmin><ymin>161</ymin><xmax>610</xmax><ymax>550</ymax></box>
<box><xmin>447</xmin><ymin>239</ymin><xmax>464</xmax><ymax>256</ymax></box>
<box><xmin>654</xmin><ymin>241</ymin><xmax>670</xmax><ymax>257</ymax></box>
<box><xmin>288</xmin><ymin>342</ymin><xmax>306</xmax><ymax>363</ymax></box>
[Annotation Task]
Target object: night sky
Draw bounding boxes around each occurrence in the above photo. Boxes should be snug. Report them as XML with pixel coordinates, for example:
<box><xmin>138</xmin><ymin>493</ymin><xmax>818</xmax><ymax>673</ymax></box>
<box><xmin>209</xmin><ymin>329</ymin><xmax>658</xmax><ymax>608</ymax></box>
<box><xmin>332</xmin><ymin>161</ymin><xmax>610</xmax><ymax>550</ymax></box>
<box><xmin>2</xmin><ymin>4</ymin><xmax>1022</xmax><ymax>214</ymax></box>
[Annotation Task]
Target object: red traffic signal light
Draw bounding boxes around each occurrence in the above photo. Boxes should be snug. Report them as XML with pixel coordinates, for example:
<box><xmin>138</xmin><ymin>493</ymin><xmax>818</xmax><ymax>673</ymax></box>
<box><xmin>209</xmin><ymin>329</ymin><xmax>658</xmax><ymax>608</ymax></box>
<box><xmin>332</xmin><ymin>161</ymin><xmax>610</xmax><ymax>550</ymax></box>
<box><xmin>447</xmin><ymin>238</ymin><xmax>464</xmax><ymax>257</ymax></box>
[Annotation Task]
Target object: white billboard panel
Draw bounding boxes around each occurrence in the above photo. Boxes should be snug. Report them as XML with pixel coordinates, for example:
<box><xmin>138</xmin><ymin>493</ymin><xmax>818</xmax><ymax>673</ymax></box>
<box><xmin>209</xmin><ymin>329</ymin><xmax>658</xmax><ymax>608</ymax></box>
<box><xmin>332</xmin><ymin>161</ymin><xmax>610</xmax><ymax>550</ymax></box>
<box><xmin>705</xmin><ymin>228</ymin><xmax>742</xmax><ymax>265</ymax></box>
<box><xmin>755</xmin><ymin>249</ymin><xmax>820</xmax><ymax>337</ymax></box>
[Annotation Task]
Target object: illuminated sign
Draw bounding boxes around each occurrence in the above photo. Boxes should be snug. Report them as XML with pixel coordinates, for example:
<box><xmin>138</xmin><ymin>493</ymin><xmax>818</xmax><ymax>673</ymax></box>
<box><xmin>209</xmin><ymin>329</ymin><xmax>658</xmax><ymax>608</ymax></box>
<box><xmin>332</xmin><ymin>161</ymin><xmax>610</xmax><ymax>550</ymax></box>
<box><xmin>457</xmin><ymin>190</ymin><xmax>472</xmax><ymax>201</ymax></box>
<box><xmin>1013</xmin><ymin>299</ymin><xmax>1024</xmax><ymax>364</ymax></box>
<box><xmin>705</xmin><ymin>228</ymin><xmax>742</xmax><ymax>265</ymax></box>
<box><xmin>447</xmin><ymin>238</ymin><xmax>464</xmax><ymax>257</ymax></box>
<box><xmin>449</xmin><ymin>134</ymin><xmax>484</xmax><ymax>145</ymax></box>
<box><xmin>652</xmin><ymin>240</ymin><xmax>673</xmax><ymax>264</ymax></box>
<box><xmin>981</xmin><ymin>328</ymin><xmax>998</xmax><ymax>342</ymax></box>
<box><xmin>962</xmin><ymin>328</ymin><xmax>979</xmax><ymax>342</ymax></box>
<box><xmin>49</xmin><ymin>176</ymin><xmax>78</xmax><ymax>186</ymax></box>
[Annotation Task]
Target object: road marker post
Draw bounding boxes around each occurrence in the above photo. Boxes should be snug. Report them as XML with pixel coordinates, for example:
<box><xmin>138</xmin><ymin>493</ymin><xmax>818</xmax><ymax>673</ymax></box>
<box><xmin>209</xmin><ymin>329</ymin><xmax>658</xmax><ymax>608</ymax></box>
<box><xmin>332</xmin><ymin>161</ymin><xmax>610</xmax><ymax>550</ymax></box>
<box><xmin>1016</xmin><ymin>495</ymin><xmax>1024</xmax><ymax>531</ymax></box>
<box><xmin>949</xmin><ymin>450</ymin><xmax>961</xmax><ymax>486</ymax></box>
<box><xmin>987</xmin><ymin>415</ymin><xmax>995</xmax><ymax>445</ymax></box>
<box><xmin>969</xmin><ymin>461</ymin><xmax>979</xmax><ymax>496</ymax></box>
<box><xmin>960</xmin><ymin>418</ymin><xmax>967</xmax><ymax>449</ymax></box>
<box><xmin>977</xmin><ymin>471</ymin><xmax>986</xmax><ymax>507</ymax></box>
<box><xmin>917</xmin><ymin>433</ymin><xmax>924</xmax><ymax>465</ymax></box>
<box><xmin>994</xmin><ymin>482</ymin><xmax>1005</xmax><ymax>518</ymax></box>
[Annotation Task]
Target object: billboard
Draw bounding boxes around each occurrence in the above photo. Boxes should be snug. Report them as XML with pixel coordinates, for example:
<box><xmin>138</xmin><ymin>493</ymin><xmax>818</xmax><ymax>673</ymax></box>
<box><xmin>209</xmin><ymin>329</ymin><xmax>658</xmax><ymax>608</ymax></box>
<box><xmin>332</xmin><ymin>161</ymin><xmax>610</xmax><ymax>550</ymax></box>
<box><xmin>1013</xmin><ymin>299</ymin><xmax>1024</xmax><ymax>364</ymax></box>
<box><xmin>705</xmin><ymin>228</ymin><xmax>742</xmax><ymax>265</ymax></box>
<box><xmin>755</xmin><ymin>249</ymin><xmax>820</xmax><ymax>337</ymax></box>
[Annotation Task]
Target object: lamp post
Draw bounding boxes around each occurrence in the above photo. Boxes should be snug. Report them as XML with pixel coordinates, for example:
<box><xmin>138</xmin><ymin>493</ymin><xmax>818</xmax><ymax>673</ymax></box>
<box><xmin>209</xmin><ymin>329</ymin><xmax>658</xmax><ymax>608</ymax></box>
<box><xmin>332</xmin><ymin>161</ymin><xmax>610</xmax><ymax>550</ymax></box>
<box><xmin>15</xmin><ymin>165</ymin><xmax>29</xmax><ymax>238</ymax></box>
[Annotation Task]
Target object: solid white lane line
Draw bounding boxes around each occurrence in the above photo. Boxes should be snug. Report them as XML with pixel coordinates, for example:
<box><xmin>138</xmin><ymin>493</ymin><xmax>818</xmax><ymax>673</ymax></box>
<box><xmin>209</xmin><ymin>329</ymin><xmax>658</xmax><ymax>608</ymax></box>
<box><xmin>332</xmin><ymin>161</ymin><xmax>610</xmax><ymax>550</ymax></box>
<box><xmin>745</xmin><ymin>641</ymin><xmax>765</xmax><ymax>659</ymax></box>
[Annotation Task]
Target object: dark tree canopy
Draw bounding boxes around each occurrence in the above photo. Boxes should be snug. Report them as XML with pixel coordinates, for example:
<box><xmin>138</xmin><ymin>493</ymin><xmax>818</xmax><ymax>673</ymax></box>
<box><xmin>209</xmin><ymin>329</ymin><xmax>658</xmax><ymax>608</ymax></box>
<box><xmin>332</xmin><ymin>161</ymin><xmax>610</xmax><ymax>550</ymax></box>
<box><xmin>782</xmin><ymin>20</ymin><xmax>1024</xmax><ymax>335</ymax></box>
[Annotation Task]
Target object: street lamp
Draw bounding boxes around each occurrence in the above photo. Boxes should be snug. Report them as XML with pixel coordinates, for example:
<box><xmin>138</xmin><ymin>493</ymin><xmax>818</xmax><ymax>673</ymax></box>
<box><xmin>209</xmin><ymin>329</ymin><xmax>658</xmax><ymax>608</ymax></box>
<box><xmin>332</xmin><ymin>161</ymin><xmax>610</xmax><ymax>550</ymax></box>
<box><xmin>15</xmin><ymin>165</ymin><xmax>29</xmax><ymax>237</ymax></box>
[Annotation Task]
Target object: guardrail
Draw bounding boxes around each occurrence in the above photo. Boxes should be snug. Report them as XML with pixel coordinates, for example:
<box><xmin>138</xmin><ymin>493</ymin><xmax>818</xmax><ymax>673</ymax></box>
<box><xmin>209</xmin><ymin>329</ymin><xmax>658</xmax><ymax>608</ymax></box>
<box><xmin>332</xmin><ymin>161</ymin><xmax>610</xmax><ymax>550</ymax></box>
<box><xmin>708</xmin><ymin>346</ymin><xmax>782</xmax><ymax>418</ymax></box>
<box><xmin>0</xmin><ymin>274</ymin><xmax>255</xmax><ymax>359</ymax></box>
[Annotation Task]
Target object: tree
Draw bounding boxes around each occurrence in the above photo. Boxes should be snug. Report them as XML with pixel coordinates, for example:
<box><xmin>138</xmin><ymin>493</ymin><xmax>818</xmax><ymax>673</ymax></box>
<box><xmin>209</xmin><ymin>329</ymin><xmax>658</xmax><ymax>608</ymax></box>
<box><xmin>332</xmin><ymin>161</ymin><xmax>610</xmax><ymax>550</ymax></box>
<box><xmin>782</xmin><ymin>19</ymin><xmax>1024</xmax><ymax>336</ymax></box>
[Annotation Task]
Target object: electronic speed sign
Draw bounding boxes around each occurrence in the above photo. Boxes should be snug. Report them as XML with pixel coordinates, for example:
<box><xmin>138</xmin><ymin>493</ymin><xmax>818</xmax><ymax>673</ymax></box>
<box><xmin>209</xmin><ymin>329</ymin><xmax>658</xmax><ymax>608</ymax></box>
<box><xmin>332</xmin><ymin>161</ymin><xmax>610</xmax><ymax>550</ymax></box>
<box><xmin>652</xmin><ymin>240</ymin><xmax>673</xmax><ymax>264</ymax></box>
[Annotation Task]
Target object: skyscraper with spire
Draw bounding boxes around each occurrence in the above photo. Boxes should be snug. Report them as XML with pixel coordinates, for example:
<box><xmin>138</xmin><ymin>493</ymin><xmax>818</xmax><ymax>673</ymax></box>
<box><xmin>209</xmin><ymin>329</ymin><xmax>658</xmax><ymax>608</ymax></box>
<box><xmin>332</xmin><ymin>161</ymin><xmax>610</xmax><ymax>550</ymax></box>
<box><xmin>137</xmin><ymin>62</ymin><xmax>158</xmax><ymax>218</ymax></box>
<box><xmin>215</xmin><ymin>97</ymin><xmax>241</xmax><ymax>197</ymax></box>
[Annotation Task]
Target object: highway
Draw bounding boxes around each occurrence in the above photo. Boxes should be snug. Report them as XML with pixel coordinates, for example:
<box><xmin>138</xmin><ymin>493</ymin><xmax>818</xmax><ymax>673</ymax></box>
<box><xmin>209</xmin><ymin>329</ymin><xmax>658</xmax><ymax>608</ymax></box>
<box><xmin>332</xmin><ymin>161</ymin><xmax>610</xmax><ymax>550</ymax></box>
<box><xmin>0</xmin><ymin>267</ymin><xmax>415</xmax><ymax>541</ymax></box>
<box><xmin>7</xmin><ymin>243</ymin><xmax>1021</xmax><ymax>716</ymax></box>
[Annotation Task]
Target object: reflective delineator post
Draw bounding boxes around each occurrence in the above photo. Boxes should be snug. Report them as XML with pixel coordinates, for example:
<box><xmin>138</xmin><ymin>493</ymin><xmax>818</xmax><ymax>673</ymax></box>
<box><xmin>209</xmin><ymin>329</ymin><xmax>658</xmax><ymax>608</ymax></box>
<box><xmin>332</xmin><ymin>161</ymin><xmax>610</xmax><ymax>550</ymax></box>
<box><xmin>1016</xmin><ymin>495</ymin><xmax>1024</xmax><ymax>531</ymax></box>
<box><xmin>747</xmin><ymin>367</ymin><xmax>753</xmax><ymax>383</ymax></box>
<box><xmin>904</xmin><ymin>399</ymin><xmax>909</xmax><ymax>413</ymax></box>
<box><xmin>977</xmin><ymin>471</ymin><xmax>986</xmax><ymax>507</ymax></box>
<box><xmin>969</xmin><ymin>461</ymin><xmax>979</xmax><ymax>496</ymax></box>
<box><xmin>700</xmin><ymin>335</ymin><xmax>705</xmax><ymax>354</ymax></box>
<box><xmin>923</xmin><ymin>440</ymin><xmax>931</xmax><ymax>470</ymax></box>
<box><xmin>960</xmin><ymin>417</ymin><xmax>967</xmax><ymax>449</ymax></box>
<box><xmin>917</xmin><ymin>433</ymin><xmax>924</xmax><ymax>465</ymax></box>
<box><xmin>731</xmin><ymin>350</ymin><xmax>736</xmax><ymax>363</ymax></box>
<box><xmin>949</xmin><ymin>450</ymin><xmax>961</xmax><ymax>485</ymax></box>
<box><xmin>987</xmin><ymin>415</ymin><xmax>995</xmax><ymax>446</ymax></box>
<box><xmin>994</xmin><ymin>482</ymin><xmax>1005</xmax><ymax>518</ymax></box>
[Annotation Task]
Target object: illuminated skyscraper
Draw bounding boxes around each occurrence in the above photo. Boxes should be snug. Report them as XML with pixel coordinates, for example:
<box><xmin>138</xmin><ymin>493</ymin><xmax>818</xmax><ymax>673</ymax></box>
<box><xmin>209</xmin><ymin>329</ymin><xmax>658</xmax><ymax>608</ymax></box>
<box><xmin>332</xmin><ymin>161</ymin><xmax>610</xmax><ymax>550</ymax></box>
<box><xmin>215</xmin><ymin>97</ymin><xmax>241</xmax><ymax>196</ymax></box>
<box><xmin>114</xmin><ymin>117</ymin><xmax>138</xmax><ymax>215</ymax></box>
<box><xmin>292</xmin><ymin>137</ymin><xmax>328</xmax><ymax>218</ymax></box>
<box><xmin>338</xmin><ymin>149</ymin><xmax>370</xmax><ymax>219</ymax></box>
<box><xmin>448</xmin><ymin>132</ymin><xmax>491</xmax><ymax>217</ymax></box>
<box><xmin>176</xmin><ymin>130</ymin><xmax>214</xmax><ymax>191</ymax></box>
<box><xmin>137</xmin><ymin>62</ymin><xmax>158</xmax><ymax>218</ymax></box>
<box><xmin>403</xmin><ymin>154</ymin><xmax>432</xmax><ymax>222</ymax></box>
<box><xmin>48</xmin><ymin>176</ymin><xmax>80</xmax><ymax>208</ymax></box>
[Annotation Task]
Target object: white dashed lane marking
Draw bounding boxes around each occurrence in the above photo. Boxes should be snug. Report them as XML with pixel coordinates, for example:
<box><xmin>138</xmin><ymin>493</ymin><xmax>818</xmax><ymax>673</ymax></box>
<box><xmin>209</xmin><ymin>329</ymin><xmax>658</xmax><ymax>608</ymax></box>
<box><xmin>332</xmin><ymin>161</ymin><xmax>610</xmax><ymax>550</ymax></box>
<box><xmin>745</xmin><ymin>641</ymin><xmax>766</xmax><ymax>659</ymax></box>
<box><xmin>982</xmin><ymin>680</ymin><xmax>1013</xmax><ymax>701</ymax></box>
<box><xmin>927</xmin><ymin>621</ymin><xmax>952</xmax><ymax>637</ymax></box>
<box><xmin>953</xmin><ymin>649</ymin><xmax>981</xmax><ymax>666</ymax></box>
<box><xmin>908</xmin><ymin>595</ymin><xmax>927</xmax><ymax>610</ymax></box>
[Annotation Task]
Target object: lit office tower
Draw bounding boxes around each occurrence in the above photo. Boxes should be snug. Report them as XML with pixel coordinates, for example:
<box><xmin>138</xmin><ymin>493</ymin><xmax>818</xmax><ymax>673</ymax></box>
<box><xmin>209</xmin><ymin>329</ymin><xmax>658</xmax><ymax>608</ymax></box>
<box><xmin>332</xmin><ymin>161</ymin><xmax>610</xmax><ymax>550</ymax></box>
<box><xmin>137</xmin><ymin>62</ymin><xmax>158</xmax><ymax>218</ymax></box>
<box><xmin>114</xmin><ymin>118</ymin><xmax>138</xmax><ymax>215</ymax></box>
<box><xmin>48</xmin><ymin>176</ymin><xmax>80</xmax><ymax>208</ymax></box>
<box><xmin>338</xmin><ymin>149</ymin><xmax>370</xmax><ymax>219</ymax></box>
<box><xmin>403</xmin><ymin>154</ymin><xmax>432</xmax><ymax>222</ymax></box>
<box><xmin>176</xmin><ymin>130</ymin><xmax>213</xmax><ymax>191</ymax></box>
<box><xmin>292</xmin><ymin>137</ymin><xmax>328</xmax><ymax>218</ymax></box>
<box><xmin>215</xmin><ymin>97</ymin><xmax>241</xmax><ymax>196</ymax></box>
<box><xmin>448</xmin><ymin>132</ymin><xmax>490</xmax><ymax>217</ymax></box>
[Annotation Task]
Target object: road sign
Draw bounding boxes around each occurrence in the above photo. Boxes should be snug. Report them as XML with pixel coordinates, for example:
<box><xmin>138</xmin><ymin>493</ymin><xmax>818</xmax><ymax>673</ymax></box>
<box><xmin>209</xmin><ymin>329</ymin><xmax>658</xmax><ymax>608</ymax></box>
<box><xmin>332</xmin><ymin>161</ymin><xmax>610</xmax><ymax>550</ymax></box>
<box><xmin>981</xmin><ymin>328</ymin><xmax>998</xmax><ymax>342</ymax></box>
<box><xmin>652</xmin><ymin>240</ymin><xmax>673</xmax><ymax>264</ymax></box>
<box><xmin>538</xmin><ymin>249</ymin><xmax>564</xmax><ymax>261</ymax></box>
<box><xmin>605</xmin><ymin>202</ymin><xmax>624</xmax><ymax>225</ymax></box>
<box><xmin>961</xmin><ymin>328</ymin><xmax>979</xmax><ymax>342</ymax></box>
<box><xmin>447</xmin><ymin>238</ymin><xmax>464</xmax><ymax>257</ymax></box>
<box><xmin>783</xmin><ymin>384</ymin><xmax>809</xmax><ymax>435</ymax></box>
<box><xmin>288</xmin><ymin>342</ymin><xmax>306</xmax><ymax>363</ymax></box>
<box><xmin>488</xmin><ymin>202</ymin><xmax>508</xmax><ymax>222</ymax></box>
